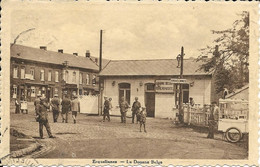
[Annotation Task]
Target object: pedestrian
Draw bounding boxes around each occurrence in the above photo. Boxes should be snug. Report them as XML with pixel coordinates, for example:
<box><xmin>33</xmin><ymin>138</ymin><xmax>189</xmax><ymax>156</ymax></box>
<box><xmin>61</xmin><ymin>94</ymin><xmax>71</xmax><ymax>123</ymax></box>
<box><xmin>103</xmin><ymin>96</ymin><xmax>110</xmax><ymax>122</ymax></box>
<box><xmin>71</xmin><ymin>95</ymin><xmax>80</xmax><ymax>124</ymax></box>
<box><xmin>51</xmin><ymin>94</ymin><xmax>60</xmax><ymax>123</ymax></box>
<box><xmin>131</xmin><ymin>97</ymin><xmax>141</xmax><ymax>124</ymax></box>
<box><xmin>139</xmin><ymin>107</ymin><xmax>147</xmax><ymax>133</ymax></box>
<box><xmin>189</xmin><ymin>97</ymin><xmax>195</xmax><ymax>107</ymax></box>
<box><xmin>15</xmin><ymin>99</ymin><xmax>20</xmax><ymax>114</ymax></box>
<box><xmin>119</xmin><ymin>97</ymin><xmax>129</xmax><ymax>123</ymax></box>
<box><xmin>35</xmin><ymin>96</ymin><xmax>54</xmax><ymax>139</ymax></box>
<box><xmin>207</xmin><ymin>101</ymin><xmax>220</xmax><ymax>139</ymax></box>
<box><xmin>108</xmin><ymin>97</ymin><xmax>113</xmax><ymax>116</ymax></box>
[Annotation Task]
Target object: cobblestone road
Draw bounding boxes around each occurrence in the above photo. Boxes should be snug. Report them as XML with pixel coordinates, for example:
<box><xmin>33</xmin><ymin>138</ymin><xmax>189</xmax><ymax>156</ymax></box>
<box><xmin>10</xmin><ymin>106</ymin><xmax>248</xmax><ymax>159</ymax></box>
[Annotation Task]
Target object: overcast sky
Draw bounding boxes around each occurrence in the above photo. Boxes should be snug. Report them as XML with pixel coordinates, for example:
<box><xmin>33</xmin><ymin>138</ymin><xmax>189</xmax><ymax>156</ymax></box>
<box><xmin>11</xmin><ymin>4</ymin><xmax>242</xmax><ymax>60</ymax></box>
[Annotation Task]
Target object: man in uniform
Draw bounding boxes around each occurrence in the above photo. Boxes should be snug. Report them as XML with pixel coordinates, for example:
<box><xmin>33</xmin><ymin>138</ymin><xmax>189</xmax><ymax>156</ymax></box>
<box><xmin>207</xmin><ymin>101</ymin><xmax>220</xmax><ymax>139</ymax></box>
<box><xmin>131</xmin><ymin>97</ymin><xmax>141</xmax><ymax>124</ymax></box>
<box><xmin>51</xmin><ymin>94</ymin><xmax>60</xmax><ymax>123</ymax></box>
<box><xmin>36</xmin><ymin>96</ymin><xmax>54</xmax><ymax>139</ymax></box>
<box><xmin>103</xmin><ymin>96</ymin><xmax>110</xmax><ymax>122</ymax></box>
<box><xmin>119</xmin><ymin>97</ymin><xmax>129</xmax><ymax>123</ymax></box>
<box><xmin>71</xmin><ymin>95</ymin><xmax>80</xmax><ymax>124</ymax></box>
<box><xmin>61</xmin><ymin>94</ymin><xmax>71</xmax><ymax>123</ymax></box>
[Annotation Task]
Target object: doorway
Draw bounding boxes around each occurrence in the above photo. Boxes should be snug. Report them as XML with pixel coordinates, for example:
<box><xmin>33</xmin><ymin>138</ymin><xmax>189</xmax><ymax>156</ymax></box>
<box><xmin>145</xmin><ymin>83</ymin><xmax>155</xmax><ymax>117</ymax></box>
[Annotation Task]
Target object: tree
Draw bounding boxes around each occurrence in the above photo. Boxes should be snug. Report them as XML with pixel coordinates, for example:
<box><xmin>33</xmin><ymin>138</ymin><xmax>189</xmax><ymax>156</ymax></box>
<box><xmin>197</xmin><ymin>11</ymin><xmax>249</xmax><ymax>94</ymax></box>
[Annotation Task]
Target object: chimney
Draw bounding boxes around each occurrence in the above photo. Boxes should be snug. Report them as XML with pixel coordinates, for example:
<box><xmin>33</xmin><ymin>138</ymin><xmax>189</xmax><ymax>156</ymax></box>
<box><xmin>85</xmin><ymin>50</ymin><xmax>90</xmax><ymax>58</ymax></box>
<box><xmin>40</xmin><ymin>46</ymin><xmax>47</xmax><ymax>50</ymax></box>
<box><xmin>58</xmin><ymin>49</ymin><xmax>63</xmax><ymax>53</ymax></box>
<box><xmin>95</xmin><ymin>58</ymin><xmax>98</xmax><ymax>63</ymax></box>
<box><xmin>73</xmin><ymin>53</ymin><xmax>78</xmax><ymax>56</ymax></box>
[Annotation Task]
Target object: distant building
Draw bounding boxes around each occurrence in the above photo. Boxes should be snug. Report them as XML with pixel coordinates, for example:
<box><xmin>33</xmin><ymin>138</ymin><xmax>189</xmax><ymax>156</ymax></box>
<box><xmin>10</xmin><ymin>44</ymin><xmax>102</xmax><ymax>101</ymax></box>
<box><xmin>226</xmin><ymin>84</ymin><xmax>249</xmax><ymax>100</ymax></box>
<box><xmin>99</xmin><ymin>59</ymin><xmax>214</xmax><ymax>119</ymax></box>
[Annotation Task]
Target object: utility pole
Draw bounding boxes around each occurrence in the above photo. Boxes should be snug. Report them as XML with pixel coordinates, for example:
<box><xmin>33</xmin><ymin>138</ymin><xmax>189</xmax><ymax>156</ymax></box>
<box><xmin>98</xmin><ymin>30</ymin><xmax>103</xmax><ymax>116</ymax></box>
<box><xmin>178</xmin><ymin>46</ymin><xmax>184</xmax><ymax>123</ymax></box>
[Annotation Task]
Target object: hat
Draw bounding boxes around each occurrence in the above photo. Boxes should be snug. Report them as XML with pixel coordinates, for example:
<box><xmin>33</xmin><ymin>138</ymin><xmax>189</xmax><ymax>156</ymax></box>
<box><xmin>37</xmin><ymin>93</ymin><xmax>42</xmax><ymax>97</ymax></box>
<box><xmin>54</xmin><ymin>94</ymin><xmax>58</xmax><ymax>97</ymax></box>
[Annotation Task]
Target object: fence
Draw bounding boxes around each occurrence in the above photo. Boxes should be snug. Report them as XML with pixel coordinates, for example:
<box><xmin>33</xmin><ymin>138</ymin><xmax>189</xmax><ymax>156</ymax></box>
<box><xmin>78</xmin><ymin>95</ymin><xmax>99</xmax><ymax>114</ymax></box>
<box><xmin>183</xmin><ymin>104</ymin><xmax>211</xmax><ymax>127</ymax></box>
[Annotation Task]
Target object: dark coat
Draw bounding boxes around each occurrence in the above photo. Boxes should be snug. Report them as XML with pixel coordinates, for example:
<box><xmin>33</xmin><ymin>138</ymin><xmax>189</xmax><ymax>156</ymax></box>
<box><xmin>61</xmin><ymin>98</ymin><xmax>71</xmax><ymax>113</ymax></box>
<box><xmin>36</xmin><ymin>102</ymin><xmax>49</xmax><ymax>121</ymax></box>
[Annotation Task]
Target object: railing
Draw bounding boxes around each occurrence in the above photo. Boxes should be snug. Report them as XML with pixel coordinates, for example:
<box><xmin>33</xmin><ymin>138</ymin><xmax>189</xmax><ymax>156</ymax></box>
<box><xmin>183</xmin><ymin>104</ymin><xmax>211</xmax><ymax>126</ymax></box>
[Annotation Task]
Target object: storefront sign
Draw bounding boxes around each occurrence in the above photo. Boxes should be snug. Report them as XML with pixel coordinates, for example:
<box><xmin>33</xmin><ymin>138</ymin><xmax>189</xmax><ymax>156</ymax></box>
<box><xmin>155</xmin><ymin>80</ymin><xmax>174</xmax><ymax>93</ymax></box>
<box><xmin>170</xmin><ymin>78</ymin><xmax>187</xmax><ymax>84</ymax></box>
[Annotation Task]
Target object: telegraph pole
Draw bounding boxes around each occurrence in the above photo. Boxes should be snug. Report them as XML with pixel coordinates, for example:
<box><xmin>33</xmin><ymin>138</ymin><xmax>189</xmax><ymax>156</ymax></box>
<box><xmin>179</xmin><ymin>46</ymin><xmax>184</xmax><ymax>123</ymax></box>
<box><xmin>99</xmin><ymin>30</ymin><xmax>103</xmax><ymax>116</ymax></box>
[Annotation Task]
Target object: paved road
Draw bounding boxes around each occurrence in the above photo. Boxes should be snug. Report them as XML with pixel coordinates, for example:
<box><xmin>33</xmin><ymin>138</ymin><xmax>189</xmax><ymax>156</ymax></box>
<box><xmin>10</xmin><ymin>108</ymin><xmax>248</xmax><ymax>159</ymax></box>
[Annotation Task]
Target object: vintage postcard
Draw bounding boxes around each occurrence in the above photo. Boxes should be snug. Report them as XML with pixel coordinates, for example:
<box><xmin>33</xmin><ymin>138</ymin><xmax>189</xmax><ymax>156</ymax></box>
<box><xmin>0</xmin><ymin>1</ymin><xmax>259</xmax><ymax>166</ymax></box>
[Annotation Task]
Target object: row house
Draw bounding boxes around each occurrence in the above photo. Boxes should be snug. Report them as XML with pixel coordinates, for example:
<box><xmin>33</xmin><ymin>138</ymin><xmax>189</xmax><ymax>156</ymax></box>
<box><xmin>11</xmin><ymin>44</ymin><xmax>101</xmax><ymax>102</ymax></box>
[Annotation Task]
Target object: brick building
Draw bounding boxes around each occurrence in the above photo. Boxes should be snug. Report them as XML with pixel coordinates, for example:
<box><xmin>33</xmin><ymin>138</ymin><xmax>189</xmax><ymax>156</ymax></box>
<box><xmin>10</xmin><ymin>44</ymin><xmax>102</xmax><ymax>102</ymax></box>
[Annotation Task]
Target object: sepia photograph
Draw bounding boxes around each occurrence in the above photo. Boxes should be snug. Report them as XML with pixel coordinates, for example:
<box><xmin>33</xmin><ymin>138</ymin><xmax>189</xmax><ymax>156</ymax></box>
<box><xmin>1</xmin><ymin>1</ymin><xmax>259</xmax><ymax>166</ymax></box>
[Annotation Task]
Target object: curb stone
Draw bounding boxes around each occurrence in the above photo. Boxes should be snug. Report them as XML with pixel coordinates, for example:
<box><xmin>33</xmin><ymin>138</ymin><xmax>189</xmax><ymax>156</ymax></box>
<box><xmin>11</xmin><ymin>141</ymin><xmax>41</xmax><ymax>158</ymax></box>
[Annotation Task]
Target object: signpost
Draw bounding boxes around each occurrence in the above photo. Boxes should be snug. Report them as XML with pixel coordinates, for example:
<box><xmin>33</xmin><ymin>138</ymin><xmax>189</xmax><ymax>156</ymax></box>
<box><xmin>171</xmin><ymin>79</ymin><xmax>187</xmax><ymax>84</ymax></box>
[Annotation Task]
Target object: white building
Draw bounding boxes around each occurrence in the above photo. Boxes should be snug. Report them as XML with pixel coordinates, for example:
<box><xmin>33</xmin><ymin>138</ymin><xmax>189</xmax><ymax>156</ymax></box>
<box><xmin>99</xmin><ymin>59</ymin><xmax>214</xmax><ymax>119</ymax></box>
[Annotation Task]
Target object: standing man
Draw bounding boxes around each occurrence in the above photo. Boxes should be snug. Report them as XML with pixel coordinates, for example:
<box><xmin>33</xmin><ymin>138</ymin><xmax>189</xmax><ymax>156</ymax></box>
<box><xmin>15</xmin><ymin>99</ymin><xmax>20</xmax><ymax>114</ymax></box>
<box><xmin>207</xmin><ymin>101</ymin><xmax>220</xmax><ymax>139</ymax></box>
<box><xmin>103</xmin><ymin>96</ymin><xmax>110</xmax><ymax>122</ymax></box>
<box><xmin>71</xmin><ymin>95</ymin><xmax>80</xmax><ymax>124</ymax></box>
<box><xmin>131</xmin><ymin>97</ymin><xmax>141</xmax><ymax>124</ymax></box>
<box><xmin>119</xmin><ymin>97</ymin><xmax>129</xmax><ymax>123</ymax></box>
<box><xmin>51</xmin><ymin>94</ymin><xmax>60</xmax><ymax>123</ymax></box>
<box><xmin>61</xmin><ymin>94</ymin><xmax>71</xmax><ymax>123</ymax></box>
<box><xmin>36</xmin><ymin>96</ymin><xmax>54</xmax><ymax>139</ymax></box>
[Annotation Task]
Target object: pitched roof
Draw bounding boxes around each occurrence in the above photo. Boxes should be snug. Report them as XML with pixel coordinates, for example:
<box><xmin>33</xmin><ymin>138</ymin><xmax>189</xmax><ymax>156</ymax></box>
<box><xmin>226</xmin><ymin>84</ymin><xmax>249</xmax><ymax>99</ymax></box>
<box><xmin>11</xmin><ymin>44</ymin><xmax>99</xmax><ymax>71</ymax></box>
<box><xmin>99</xmin><ymin>59</ymin><xmax>211</xmax><ymax>76</ymax></box>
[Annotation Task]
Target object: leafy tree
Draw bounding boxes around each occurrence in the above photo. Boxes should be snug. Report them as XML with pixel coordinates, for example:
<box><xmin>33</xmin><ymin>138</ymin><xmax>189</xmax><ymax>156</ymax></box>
<box><xmin>197</xmin><ymin>11</ymin><xmax>249</xmax><ymax>95</ymax></box>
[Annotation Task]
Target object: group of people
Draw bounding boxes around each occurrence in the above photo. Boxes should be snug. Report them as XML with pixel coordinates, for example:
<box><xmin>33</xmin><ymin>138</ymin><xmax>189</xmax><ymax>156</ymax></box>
<box><xmin>33</xmin><ymin>93</ymin><xmax>80</xmax><ymax>139</ymax></box>
<box><xmin>102</xmin><ymin>96</ymin><xmax>147</xmax><ymax>132</ymax></box>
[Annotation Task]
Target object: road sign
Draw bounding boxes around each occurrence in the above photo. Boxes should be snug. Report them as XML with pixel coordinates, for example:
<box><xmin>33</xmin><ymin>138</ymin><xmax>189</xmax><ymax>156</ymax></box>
<box><xmin>170</xmin><ymin>78</ymin><xmax>187</xmax><ymax>84</ymax></box>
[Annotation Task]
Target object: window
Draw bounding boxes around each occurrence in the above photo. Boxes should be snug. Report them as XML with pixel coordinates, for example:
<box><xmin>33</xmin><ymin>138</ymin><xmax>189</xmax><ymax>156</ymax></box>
<box><xmin>119</xmin><ymin>83</ymin><xmax>131</xmax><ymax>104</ymax></box>
<box><xmin>175</xmin><ymin>84</ymin><xmax>189</xmax><ymax>105</ymax></box>
<box><xmin>55</xmin><ymin>71</ymin><xmax>59</xmax><ymax>82</ymax></box>
<box><xmin>21</xmin><ymin>67</ymin><xmax>25</xmax><ymax>79</ymax></box>
<box><xmin>40</xmin><ymin>70</ymin><xmax>45</xmax><ymax>81</ymax></box>
<box><xmin>13</xmin><ymin>85</ymin><xmax>17</xmax><ymax>98</ymax></box>
<box><xmin>54</xmin><ymin>88</ymin><xmax>58</xmax><ymax>94</ymax></box>
<box><xmin>86</xmin><ymin>74</ymin><xmax>90</xmax><ymax>85</ymax></box>
<box><xmin>30</xmin><ymin>68</ymin><xmax>35</xmax><ymax>80</ymax></box>
<box><xmin>31</xmin><ymin>86</ymin><xmax>36</xmax><ymax>97</ymax></box>
<box><xmin>65</xmin><ymin>71</ymin><xmax>69</xmax><ymax>82</ymax></box>
<box><xmin>79</xmin><ymin>73</ymin><xmax>83</xmax><ymax>84</ymax></box>
<box><xmin>13</xmin><ymin>66</ymin><xmax>18</xmax><ymax>78</ymax></box>
<box><xmin>48</xmin><ymin>70</ymin><xmax>52</xmax><ymax>81</ymax></box>
<box><xmin>92</xmin><ymin>75</ymin><xmax>96</xmax><ymax>85</ymax></box>
<box><xmin>72</xmin><ymin>71</ymin><xmax>76</xmax><ymax>83</ymax></box>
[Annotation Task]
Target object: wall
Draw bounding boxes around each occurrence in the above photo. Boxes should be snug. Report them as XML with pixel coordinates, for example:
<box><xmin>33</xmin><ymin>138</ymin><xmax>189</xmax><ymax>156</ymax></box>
<box><xmin>155</xmin><ymin>93</ymin><xmax>175</xmax><ymax>119</ymax></box>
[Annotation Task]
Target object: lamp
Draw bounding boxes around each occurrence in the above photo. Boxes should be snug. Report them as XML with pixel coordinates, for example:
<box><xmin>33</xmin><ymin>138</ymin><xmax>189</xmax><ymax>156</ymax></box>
<box><xmin>176</xmin><ymin>54</ymin><xmax>181</xmax><ymax>68</ymax></box>
<box><xmin>139</xmin><ymin>81</ymin><xmax>143</xmax><ymax>86</ymax></box>
<box><xmin>190</xmin><ymin>81</ymin><xmax>194</xmax><ymax>87</ymax></box>
<box><xmin>112</xmin><ymin>81</ymin><xmax>116</xmax><ymax>86</ymax></box>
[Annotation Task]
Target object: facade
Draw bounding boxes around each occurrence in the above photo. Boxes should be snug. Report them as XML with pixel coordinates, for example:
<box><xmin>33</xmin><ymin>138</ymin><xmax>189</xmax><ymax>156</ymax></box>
<box><xmin>99</xmin><ymin>59</ymin><xmax>213</xmax><ymax>119</ymax></box>
<box><xmin>11</xmin><ymin>44</ymin><xmax>100</xmax><ymax>102</ymax></box>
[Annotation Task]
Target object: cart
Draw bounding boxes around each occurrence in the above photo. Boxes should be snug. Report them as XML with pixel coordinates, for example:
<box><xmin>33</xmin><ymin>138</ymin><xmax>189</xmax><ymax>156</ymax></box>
<box><xmin>20</xmin><ymin>100</ymin><xmax>28</xmax><ymax>114</ymax></box>
<box><xmin>218</xmin><ymin>99</ymin><xmax>248</xmax><ymax>143</ymax></box>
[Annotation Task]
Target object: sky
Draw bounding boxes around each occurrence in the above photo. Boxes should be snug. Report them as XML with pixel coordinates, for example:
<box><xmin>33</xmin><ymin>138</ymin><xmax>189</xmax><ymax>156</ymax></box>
<box><xmin>11</xmin><ymin>3</ymin><xmax>243</xmax><ymax>60</ymax></box>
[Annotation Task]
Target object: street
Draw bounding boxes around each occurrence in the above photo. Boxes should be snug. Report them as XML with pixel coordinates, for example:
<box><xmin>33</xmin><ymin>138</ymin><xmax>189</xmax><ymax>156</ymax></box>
<box><xmin>10</xmin><ymin>104</ymin><xmax>248</xmax><ymax>159</ymax></box>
